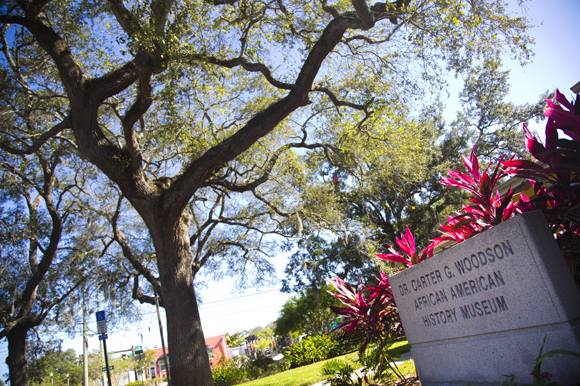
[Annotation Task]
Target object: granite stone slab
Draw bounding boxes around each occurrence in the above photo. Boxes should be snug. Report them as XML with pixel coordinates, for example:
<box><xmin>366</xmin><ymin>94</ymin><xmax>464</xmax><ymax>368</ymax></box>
<box><xmin>390</xmin><ymin>210</ymin><xmax>580</xmax><ymax>385</ymax></box>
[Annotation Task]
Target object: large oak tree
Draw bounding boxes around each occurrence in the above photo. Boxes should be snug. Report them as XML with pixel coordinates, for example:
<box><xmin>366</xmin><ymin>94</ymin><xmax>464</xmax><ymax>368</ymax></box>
<box><xmin>1</xmin><ymin>0</ymin><xmax>533</xmax><ymax>384</ymax></box>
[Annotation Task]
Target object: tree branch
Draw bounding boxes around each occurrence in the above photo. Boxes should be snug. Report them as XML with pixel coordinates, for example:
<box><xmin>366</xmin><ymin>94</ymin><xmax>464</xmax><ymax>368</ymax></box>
<box><xmin>0</xmin><ymin>315</ymin><xmax>37</xmax><ymax>340</ymax></box>
<box><xmin>205</xmin><ymin>140</ymin><xmax>336</xmax><ymax>193</ymax></box>
<box><xmin>205</xmin><ymin>0</ymin><xmax>238</xmax><ymax>4</ymax></box>
<box><xmin>351</xmin><ymin>0</ymin><xmax>375</xmax><ymax>29</ymax></box>
<box><xmin>189</xmin><ymin>193</ymin><xmax>225</xmax><ymax>246</ymax></box>
<box><xmin>132</xmin><ymin>275</ymin><xmax>162</xmax><ymax>307</ymax></box>
<box><xmin>111</xmin><ymin>196</ymin><xmax>159</xmax><ymax>289</ymax></box>
<box><xmin>0</xmin><ymin>117</ymin><xmax>71</xmax><ymax>155</ymax></box>
<box><xmin>108</xmin><ymin>0</ymin><xmax>141</xmax><ymax>37</ymax></box>
<box><xmin>150</xmin><ymin>0</ymin><xmax>176</xmax><ymax>36</ymax></box>
<box><xmin>166</xmin><ymin>9</ymin><xmax>388</xmax><ymax>218</ymax></box>
<box><xmin>320</xmin><ymin>0</ymin><xmax>340</xmax><ymax>19</ymax></box>
<box><xmin>16</xmin><ymin>157</ymin><xmax>63</xmax><ymax>320</ymax></box>
<box><xmin>184</xmin><ymin>54</ymin><xmax>293</xmax><ymax>90</ymax></box>
<box><xmin>21</xmin><ymin>0</ymin><xmax>53</xmax><ymax>19</ymax></box>
<box><xmin>312</xmin><ymin>86</ymin><xmax>374</xmax><ymax>112</ymax></box>
<box><xmin>251</xmin><ymin>189</ymin><xmax>295</xmax><ymax>218</ymax></box>
<box><xmin>121</xmin><ymin>69</ymin><xmax>151</xmax><ymax>174</ymax></box>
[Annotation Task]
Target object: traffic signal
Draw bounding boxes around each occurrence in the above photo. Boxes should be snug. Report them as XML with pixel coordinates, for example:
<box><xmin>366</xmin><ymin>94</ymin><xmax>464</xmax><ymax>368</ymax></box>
<box><xmin>122</xmin><ymin>354</ymin><xmax>127</xmax><ymax>360</ymax></box>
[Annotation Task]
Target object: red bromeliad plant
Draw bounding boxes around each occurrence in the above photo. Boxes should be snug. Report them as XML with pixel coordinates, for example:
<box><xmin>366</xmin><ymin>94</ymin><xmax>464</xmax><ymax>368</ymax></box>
<box><xmin>503</xmin><ymin>90</ymin><xmax>580</xmax><ymax>275</ymax></box>
<box><xmin>435</xmin><ymin>149</ymin><xmax>522</xmax><ymax>246</ymax></box>
<box><xmin>373</xmin><ymin>149</ymin><xmax>524</xmax><ymax>253</ymax></box>
<box><xmin>376</xmin><ymin>227</ymin><xmax>434</xmax><ymax>268</ymax></box>
<box><xmin>328</xmin><ymin>275</ymin><xmax>401</xmax><ymax>350</ymax></box>
<box><xmin>328</xmin><ymin>274</ymin><xmax>405</xmax><ymax>381</ymax></box>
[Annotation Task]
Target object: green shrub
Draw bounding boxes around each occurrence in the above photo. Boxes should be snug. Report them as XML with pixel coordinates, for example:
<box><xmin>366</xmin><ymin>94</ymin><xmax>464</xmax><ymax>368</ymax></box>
<box><xmin>126</xmin><ymin>378</ymin><xmax>164</xmax><ymax>386</ymax></box>
<box><xmin>321</xmin><ymin>359</ymin><xmax>363</xmax><ymax>386</ymax></box>
<box><xmin>327</xmin><ymin>332</ymin><xmax>359</xmax><ymax>358</ymax></box>
<box><xmin>212</xmin><ymin>357</ymin><xmax>246</xmax><ymax>386</ymax></box>
<box><xmin>283</xmin><ymin>334</ymin><xmax>338</xmax><ymax>368</ymax></box>
<box><xmin>241</xmin><ymin>352</ymin><xmax>279</xmax><ymax>380</ymax></box>
<box><xmin>276</xmin><ymin>358</ymin><xmax>291</xmax><ymax>371</ymax></box>
<box><xmin>125</xmin><ymin>381</ymin><xmax>153</xmax><ymax>386</ymax></box>
<box><xmin>249</xmin><ymin>351</ymin><xmax>274</xmax><ymax>371</ymax></box>
<box><xmin>357</xmin><ymin>342</ymin><xmax>405</xmax><ymax>384</ymax></box>
<box><xmin>243</xmin><ymin>362</ymin><xmax>263</xmax><ymax>380</ymax></box>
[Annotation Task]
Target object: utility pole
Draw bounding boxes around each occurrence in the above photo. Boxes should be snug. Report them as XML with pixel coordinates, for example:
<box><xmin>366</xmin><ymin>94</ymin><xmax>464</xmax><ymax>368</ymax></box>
<box><xmin>140</xmin><ymin>333</ymin><xmax>145</xmax><ymax>386</ymax></box>
<box><xmin>83</xmin><ymin>285</ymin><xmax>89</xmax><ymax>386</ymax></box>
<box><xmin>132</xmin><ymin>345</ymin><xmax>137</xmax><ymax>382</ymax></box>
<box><xmin>154</xmin><ymin>282</ymin><xmax>171</xmax><ymax>386</ymax></box>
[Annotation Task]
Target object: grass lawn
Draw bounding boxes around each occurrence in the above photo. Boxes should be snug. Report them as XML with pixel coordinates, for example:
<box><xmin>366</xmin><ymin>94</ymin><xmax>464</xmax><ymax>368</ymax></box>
<box><xmin>239</xmin><ymin>340</ymin><xmax>413</xmax><ymax>386</ymax></box>
<box><xmin>385</xmin><ymin>340</ymin><xmax>411</xmax><ymax>358</ymax></box>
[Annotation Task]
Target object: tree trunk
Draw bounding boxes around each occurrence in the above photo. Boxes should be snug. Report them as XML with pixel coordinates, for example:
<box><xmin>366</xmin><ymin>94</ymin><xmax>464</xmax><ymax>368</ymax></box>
<box><xmin>6</xmin><ymin>326</ymin><xmax>30</xmax><ymax>386</ymax></box>
<box><xmin>140</xmin><ymin>206</ymin><xmax>215</xmax><ymax>386</ymax></box>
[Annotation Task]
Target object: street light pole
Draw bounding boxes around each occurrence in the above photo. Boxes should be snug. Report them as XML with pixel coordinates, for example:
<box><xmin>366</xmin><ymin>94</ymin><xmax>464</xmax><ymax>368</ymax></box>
<box><xmin>67</xmin><ymin>373</ymin><xmax>70</xmax><ymax>386</ymax></box>
<box><xmin>154</xmin><ymin>281</ymin><xmax>171</xmax><ymax>386</ymax></box>
<box><xmin>50</xmin><ymin>372</ymin><xmax>53</xmax><ymax>386</ymax></box>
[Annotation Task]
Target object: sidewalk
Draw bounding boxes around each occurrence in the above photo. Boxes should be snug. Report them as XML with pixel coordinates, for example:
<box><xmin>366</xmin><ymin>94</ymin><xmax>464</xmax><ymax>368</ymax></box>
<box><xmin>310</xmin><ymin>352</ymin><xmax>413</xmax><ymax>386</ymax></box>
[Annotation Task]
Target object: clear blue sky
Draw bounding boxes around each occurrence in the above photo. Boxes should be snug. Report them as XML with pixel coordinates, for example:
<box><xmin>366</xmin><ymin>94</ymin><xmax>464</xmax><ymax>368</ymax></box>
<box><xmin>2</xmin><ymin>0</ymin><xmax>580</xmax><ymax>380</ymax></box>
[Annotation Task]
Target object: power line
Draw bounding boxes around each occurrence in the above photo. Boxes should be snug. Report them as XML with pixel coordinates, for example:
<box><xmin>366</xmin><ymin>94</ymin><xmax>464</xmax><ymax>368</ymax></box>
<box><xmin>201</xmin><ymin>301</ymin><xmax>286</xmax><ymax>320</ymax></box>
<box><xmin>200</xmin><ymin>289</ymin><xmax>280</xmax><ymax>305</ymax></box>
<box><xmin>81</xmin><ymin>288</ymin><xmax>284</xmax><ymax>325</ymax></box>
<box><xmin>198</xmin><ymin>289</ymin><xmax>282</xmax><ymax>309</ymax></box>
<box><xmin>83</xmin><ymin>300</ymin><xmax>287</xmax><ymax>332</ymax></box>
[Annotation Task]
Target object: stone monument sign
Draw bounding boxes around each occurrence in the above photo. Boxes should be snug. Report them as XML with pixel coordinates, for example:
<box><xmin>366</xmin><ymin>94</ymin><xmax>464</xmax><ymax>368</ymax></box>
<box><xmin>390</xmin><ymin>210</ymin><xmax>580</xmax><ymax>385</ymax></box>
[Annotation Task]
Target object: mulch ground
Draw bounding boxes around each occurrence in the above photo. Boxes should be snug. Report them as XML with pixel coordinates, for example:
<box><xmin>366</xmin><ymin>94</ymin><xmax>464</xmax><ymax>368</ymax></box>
<box><xmin>387</xmin><ymin>375</ymin><xmax>421</xmax><ymax>386</ymax></box>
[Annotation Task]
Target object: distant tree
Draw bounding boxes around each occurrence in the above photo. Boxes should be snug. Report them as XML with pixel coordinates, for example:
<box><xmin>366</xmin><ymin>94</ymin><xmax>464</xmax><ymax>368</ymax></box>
<box><xmin>225</xmin><ymin>332</ymin><xmax>244</xmax><ymax>348</ymax></box>
<box><xmin>108</xmin><ymin>354</ymin><xmax>137</xmax><ymax>386</ymax></box>
<box><xmin>313</xmin><ymin>62</ymin><xmax>547</xmax><ymax>254</ymax></box>
<box><xmin>86</xmin><ymin>350</ymin><xmax>106</xmax><ymax>384</ymax></box>
<box><xmin>282</xmin><ymin>234</ymin><xmax>379</xmax><ymax>293</ymax></box>
<box><xmin>275</xmin><ymin>285</ymin><xmax>341</xmax><ymax>338</ymax></box>
<box><xmin>27</xmin><ymin>348</ymin><xmax>82</xmax><ymax>386</ymax></box>
<box><xmin>246</xmin><ymin>325</ymin><xmax>275</xmax><ymax>342</ymax></box>
<box><xmin>451</xmin><ymin>58</ymin><xmax>547</xmax><ymax>163</ymax></box>
<box><xmin>0</xmin><ymin>141</ymin><xmax>143</xmax><ymax>385</ymax></box>
<box><xmin>0</xmin><ymin>141</ymin><xmax>88</xmax><ymax>385</ymax></box>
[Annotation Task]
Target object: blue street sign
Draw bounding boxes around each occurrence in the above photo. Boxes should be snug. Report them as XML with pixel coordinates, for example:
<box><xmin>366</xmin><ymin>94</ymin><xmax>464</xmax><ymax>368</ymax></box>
<box><xmin>98</xmin><ymin>334</ymin><xmax>108</xmax><ymax>340</ymax></box>
<box><xmin>96</xmin><ymin>310</ymin><xmax>106</xmax><ymax>321</ymax></box>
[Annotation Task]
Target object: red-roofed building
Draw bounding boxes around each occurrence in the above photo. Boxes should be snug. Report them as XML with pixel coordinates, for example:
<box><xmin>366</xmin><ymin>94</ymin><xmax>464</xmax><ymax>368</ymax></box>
<box><xmin>149</xmin><ymin>347</ymin><xmax>169</xmax><ymax>380</ymax></box>
<box><xmin>205</xmin><ymin>334</ymin><xmax>230</xmax><ymax>367</ymax></box>
<box><xmin>147</xmin><ymin>334</ymin><xmax>229</xmax><ymax>378</ymax></box>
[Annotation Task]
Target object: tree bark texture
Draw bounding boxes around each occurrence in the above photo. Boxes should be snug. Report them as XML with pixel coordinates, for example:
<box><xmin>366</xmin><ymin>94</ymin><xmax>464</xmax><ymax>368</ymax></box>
<box><xmin>136</xmin><ymin>204</ymin><xmax>214</xmax><ymax>386</ymax></box>
<box><xmin>6</xmin><ymin>325</ymin><xmax>30</xmax><ymax>386</ymax></box>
